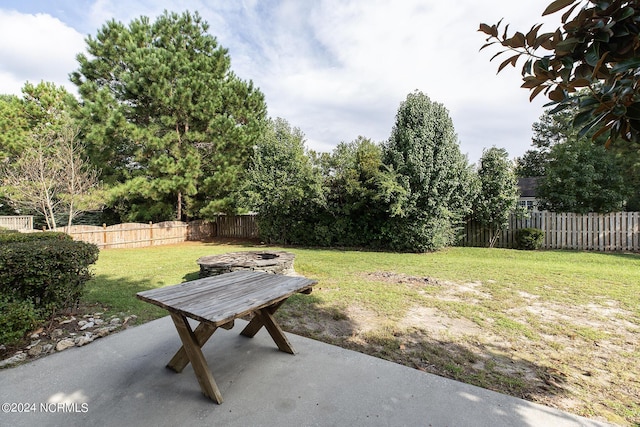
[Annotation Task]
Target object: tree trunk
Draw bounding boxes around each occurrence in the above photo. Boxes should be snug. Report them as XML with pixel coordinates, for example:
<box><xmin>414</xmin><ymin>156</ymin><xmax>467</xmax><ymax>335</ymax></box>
<box><xmin>177</xmin><ymin>191</ymin><xmax>182</xmax><ymax>221</ymax></box>
<box><xmin>68</xmin><ymin>201</ymin><xmax>74</xmax><ymax>228</ymax></box>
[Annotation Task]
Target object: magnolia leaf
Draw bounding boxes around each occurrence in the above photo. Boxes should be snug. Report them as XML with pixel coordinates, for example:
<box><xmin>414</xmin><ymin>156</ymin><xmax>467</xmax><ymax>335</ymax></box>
<box><xmin>479</xmin><ymin>41</ymin><xmax>497</xmax><ymax>51</ymax></box>
<box><xmin>604</xmin><ymin>135</ymin><xmax>613</xmax><ymax>149</ymax></box>
<box><xmin>585</xmin><ymin>43</ymin><xmax>600</xmax><ymax>67</ymax></box>
<box><xmin>577</xmin><ymin>112</ymin><xmax>607</xmax><ymax>139</ymax></box>
<box><xmin>534</xmin><ymin>33</ymin><xmax>554</xmax><ymax>49</ymax></box>
<box><xmin>543</xmin><ymin>0</ymin><xmax>579</xmax><ymax>16</ymax></box>
<box><xmin>478</xmin><ymin>23</ymin><xmax>494</xmax><ymax>35</ymax></box>
<box><xmin>553</xmin><ymin>28</ymin><xmax>563</xmax><ymax>44</ymax></box>
<box><xmin>540</xmin><ymin>36</ymin><xmax>555</xmax><ymax>50</ymax></box>
<box><xmin>618</xmin><ymin>6</ymin><xmax>635</xmax><ymax>21</ymax></box>
<box><xmin>561</xmin><ymin>3</ymin><xmax>580</xmax><ymax>23</ymax></box>
<box><xmin>548</xmin><ymin>102</ymin><xmax>571</xmax><ymax>114</ymax></box>
<box><xmin>556</xmin><ymin>37</ymin><xmax>579</xmax><ymax>53</ymax></box>
<box><xmin>549</xmin><ymin>88</ymin><xmax>565</xmax><ymax>102</ymax></box>
<box><xmin>521</xmin><ymin>77</ymin><xmax>544</xmax><ymax>88</ymax></box>
<box><xmin>573</xmin><ymin>109</ymin><xmax>595</xmax><ymax>128</ymax></box>
<box><xmin>490</xmin><ymin>50</ymin><xmax>507</xmax><ymax>62</ymax></box>
<box><xmin>611</xmin><ymin>104</ymin><xmax>627</xmax><ymax>117</ymax></box>
<box><xmin>529</xmin><ymin>85</ymin><xmax>546</xmax><ymax>101</ymax></box>
<box><xmin>578</xmin><ymin>96</ymin><xmax>602</xmax><ymax>108</ymax></box>
<box><xmin>591</xmin><ymin>123</ymin><xmax>610</xmax><ymax>140</ymax></box>
<box><xmin>591</xmin><ymin>51</ymin><xmax>610</xmax><ymax>78</ymax></box>
<box><xmin>497</xmin><ymin>54</ymin><xmax>520</xmax><ymax>73</ymax></box>
<box><xmin>511</xmin><ymin>32</ymin><xmax>526</xmax><ymax>48</ymax></box>
<box><xmin>526</xmin><ymin>23</ymin><xmax>544</xmax><ymax>46</ymax></box>
<box><xmin>569</xmin><ymin>78</ymin><xmax>592</xmax><ymax>88</ymax></box>
<box><xmin>611</xmin><ymin>57</ymin><xmax>640</xmax><ymax>73</ymax></box>
<box><xmin>629</xmin><ymin>119</ymin><xmax>640</xmax><ymax>135</ymax></box>
<box><xmin>626</xmin><ymin>102</ymin><xmax>640</xmax><ymax>120</ymax></box>
<box><xmin>522</xmin><ymin>59</ymin><xmax>533</xmax><ymax>76</ymax></box>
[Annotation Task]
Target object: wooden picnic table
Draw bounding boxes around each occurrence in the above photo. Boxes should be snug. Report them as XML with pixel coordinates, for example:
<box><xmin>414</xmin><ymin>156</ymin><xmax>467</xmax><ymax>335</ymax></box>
<box><xmin>136</xmin><ymin>270</ymin><xmax>317</xmax><ymax>404</ymax></box>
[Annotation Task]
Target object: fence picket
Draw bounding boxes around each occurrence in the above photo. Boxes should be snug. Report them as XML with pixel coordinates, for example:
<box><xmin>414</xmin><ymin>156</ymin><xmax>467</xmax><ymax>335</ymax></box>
<box><xmin>461</xmin><ymin>211</ymin><xmax>640</xmax><ymax>252</ymax></box>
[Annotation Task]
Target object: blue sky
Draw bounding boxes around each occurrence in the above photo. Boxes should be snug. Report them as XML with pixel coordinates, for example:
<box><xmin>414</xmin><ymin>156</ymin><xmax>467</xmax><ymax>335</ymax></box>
<box><xmin>0</xmin><ymin>1</ymin><xmax>556</xmax><ymax>164</ymax></box>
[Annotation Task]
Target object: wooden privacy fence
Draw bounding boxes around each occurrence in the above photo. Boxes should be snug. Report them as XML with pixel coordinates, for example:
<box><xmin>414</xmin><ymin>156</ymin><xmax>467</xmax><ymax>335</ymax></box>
<box><xmin>461</xmin><ymin>211</ymin><xmax>640</xmax><ymax>251</ymax></box>
<box><xmin>0</xmin><ymin>216</ymin><xmax>33</xmax><ymax>231</ymax></box>
<box><xmin>188</xmin><ymin>215</ymin><xmax>258</xmax><ymax>240</ymax></box>
<box><xmin>215</xmin><ymin>214</ymin><xmax>259</xmax><ymax>239</ymax></box>
<box><xmin>59</xmin><ymin>221</ymin><xmax>189</xmax><ymax>249</ymax></box>
<box><xmin>58</xmin><ymin>215</ymin><xmax>259</xmax><ymax>249</ymax></box>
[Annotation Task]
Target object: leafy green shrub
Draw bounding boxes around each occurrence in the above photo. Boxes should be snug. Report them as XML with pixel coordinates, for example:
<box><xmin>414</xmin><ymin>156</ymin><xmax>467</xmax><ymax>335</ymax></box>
<box><xmin>0</xmin><ymin>239</ymin><xmax>99</xmax><ymax>315</ymax></box>
<box><xmin>0</xmin><ymin>231</ymin><xmax>71</xmax><ymax>244</ymax></box>
<box><xmin>0</xmin><ymin>296</ymin><xmax>40</xmax><ymax>346</ymax></box>
<box><xmin>516</xmin><ymin>228</ymin><xmax>545</xmax><ymax>250</ymax></box>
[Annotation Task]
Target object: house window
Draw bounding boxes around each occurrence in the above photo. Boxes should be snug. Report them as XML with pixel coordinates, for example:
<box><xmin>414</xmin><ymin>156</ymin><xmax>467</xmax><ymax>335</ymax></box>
<box><xmin>518</xmin><ymin>200</ymin><xmax>536</xmax><ymax>210</ymax></box>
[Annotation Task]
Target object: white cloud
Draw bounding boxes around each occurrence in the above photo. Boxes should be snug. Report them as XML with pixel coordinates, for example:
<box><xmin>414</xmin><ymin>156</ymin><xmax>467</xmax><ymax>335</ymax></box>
<box><xmin>216</xmin><ymin>0</ymin><xmax>555</xmax><ymax>162</ymax></box>
<box><xmin>0</xmin><ymin>10</ymin><xmax>85</xmax><ymax>95</ymax></box>
<box><xmin>0</xmin><ymin>1</ymin><xmax>561</xmax><ymax>163</ymax></box>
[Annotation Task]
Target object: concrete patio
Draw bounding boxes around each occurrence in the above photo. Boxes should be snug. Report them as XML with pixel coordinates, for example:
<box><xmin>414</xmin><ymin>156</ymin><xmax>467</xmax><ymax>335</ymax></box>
<box><xmin>0</xmin><ymin>316</ymin><xmax>612</xmax><ymax>426</ymax></box>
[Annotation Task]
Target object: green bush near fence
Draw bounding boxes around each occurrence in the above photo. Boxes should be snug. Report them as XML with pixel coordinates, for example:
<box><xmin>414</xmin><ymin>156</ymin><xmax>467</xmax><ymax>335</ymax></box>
<box><xmin>0</xmin><ymin>231</ymin><xmax>71</xmax><ymax>243</ymax></box>
<box><xmin>0</xmin><ymin>235</ymin><xmax>99</xmax><ymax>346</ymax></box>
<box><xmin>515</xmin><ymin>228</ymin><xmax>545</xmax><ymax>250</ymax></box>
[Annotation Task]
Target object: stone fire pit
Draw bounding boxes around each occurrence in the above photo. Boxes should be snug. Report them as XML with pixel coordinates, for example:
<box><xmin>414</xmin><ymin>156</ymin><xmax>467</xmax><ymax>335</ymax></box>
<box><xmin>197</xmin><ymin>251</ymin><xmax>296</xmax><ymax>278</ymax></box>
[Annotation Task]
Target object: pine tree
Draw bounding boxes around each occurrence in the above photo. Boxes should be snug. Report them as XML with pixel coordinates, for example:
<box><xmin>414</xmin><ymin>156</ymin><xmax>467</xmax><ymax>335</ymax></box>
<box><xmin>71</xmin><ymin>11</ymin><xmax>267</xmax><ymax>221</ymax></box>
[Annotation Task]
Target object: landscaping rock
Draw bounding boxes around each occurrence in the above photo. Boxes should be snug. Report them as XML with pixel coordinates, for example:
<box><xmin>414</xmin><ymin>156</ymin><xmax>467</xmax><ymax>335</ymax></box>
<box><xmin>59</xmin><ymin>317</ymin><xmax>76</xmax><ymax>325</ymax></box>
<box><xmin>74</xmin><ymin>334</ymin><xmax>94</xmax><ymax>347</ymax></box>
<box><xmin>27</xmin><ymin>345</ymin><xmax>44</xmax><ymax>357</ymax></box>
<box><xmin>1</xmin><ymin>309</ymin><xmax>136</xmax><ymax>369</ymax></box>
<box><xmin>55</xmin><ymin>339</ymin><xmax>75</xmax><ymax>352</ymax></box>
<box><xmin>80</xmin><ymin>321</ymin><xmax>95</xmax><ymax>331</ymax></box>
<box><xmin>94</xmin><ymin>326</ymin><xmax>119</xmax><ymax>338</ymax></box>
<box><xmin>0</xmin><ymin>352</ymin><xmax>27</xmax><ymax>368</ymax></box>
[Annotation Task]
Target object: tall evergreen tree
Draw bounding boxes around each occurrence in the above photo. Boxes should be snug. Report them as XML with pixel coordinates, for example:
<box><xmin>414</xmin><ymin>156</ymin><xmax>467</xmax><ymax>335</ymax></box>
<box><xmin>383</xmin><ymin>91</ymin><xmax>475</xmax><ymax>252</ymax></box>
<box><xmin>474</xmin><ymin>147</ymin><xmax>519</xmax><ymax>247</ymax></box>
<box><xmin>71</xmin><ymin>11</ymin><xmax>267</xmax><ymax>221</ymax></box>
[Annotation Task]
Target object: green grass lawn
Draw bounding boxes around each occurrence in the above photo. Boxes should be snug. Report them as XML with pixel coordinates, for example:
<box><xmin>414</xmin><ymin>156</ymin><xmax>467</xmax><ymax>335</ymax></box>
<box><xmin>84</xmin><ymin>241</ymin><xmax>640</xmax><ymax>426</ymax></box>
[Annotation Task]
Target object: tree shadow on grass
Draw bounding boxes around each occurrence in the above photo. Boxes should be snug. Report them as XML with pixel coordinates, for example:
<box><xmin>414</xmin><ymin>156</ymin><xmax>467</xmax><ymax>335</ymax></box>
<box><xmin>197</xmin><ymin>237</ymin><xmax>263</xmax><ymax>247</ymax></box>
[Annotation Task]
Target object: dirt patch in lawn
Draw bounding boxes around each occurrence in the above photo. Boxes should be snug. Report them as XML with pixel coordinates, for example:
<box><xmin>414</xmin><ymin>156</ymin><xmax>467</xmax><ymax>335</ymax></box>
<box><xmin>277</xmin><ymin>271</ymin><xmax>640</xmax><ymax>426</ymax></box>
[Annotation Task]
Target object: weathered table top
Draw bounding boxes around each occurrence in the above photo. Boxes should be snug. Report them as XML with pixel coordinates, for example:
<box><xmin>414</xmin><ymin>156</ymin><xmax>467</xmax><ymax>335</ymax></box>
<box><xmin>136</xmin><ymin>270</ymin><xmax>317</xmax><ymax>327</ymax></box>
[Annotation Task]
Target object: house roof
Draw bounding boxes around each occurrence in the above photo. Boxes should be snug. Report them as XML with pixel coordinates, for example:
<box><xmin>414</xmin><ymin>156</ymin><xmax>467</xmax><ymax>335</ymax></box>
<box><xmin>517</xmin><ymin>177</ymin><xmax>541</xmax><ymax>198</ymax></box>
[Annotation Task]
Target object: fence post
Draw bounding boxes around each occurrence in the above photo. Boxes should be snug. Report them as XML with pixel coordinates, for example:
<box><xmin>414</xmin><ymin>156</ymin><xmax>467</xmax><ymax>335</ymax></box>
<box><xmin>149</xmin><ymin>221</ymin><xmax>154</xmax><ymax>246</ymax></box>
<box><xmin>102</xmin><ymin>224</ymin><xmax>107</xmax><ymax>248</ymax></box>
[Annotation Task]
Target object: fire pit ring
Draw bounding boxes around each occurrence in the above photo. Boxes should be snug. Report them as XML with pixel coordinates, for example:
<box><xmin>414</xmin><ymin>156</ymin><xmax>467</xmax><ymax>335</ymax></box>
<box><xmin>197</xmin><ymin>251</ymin><xmax>296</xmax><ymax>278</ymax></box>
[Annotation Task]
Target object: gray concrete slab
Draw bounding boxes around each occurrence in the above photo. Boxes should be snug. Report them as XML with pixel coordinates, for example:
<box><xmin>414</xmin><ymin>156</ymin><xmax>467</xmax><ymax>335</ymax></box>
<box><xmin>0</xmin><ymin>316</ymin><xmax>612</xmax><ymax>427</ymax></box>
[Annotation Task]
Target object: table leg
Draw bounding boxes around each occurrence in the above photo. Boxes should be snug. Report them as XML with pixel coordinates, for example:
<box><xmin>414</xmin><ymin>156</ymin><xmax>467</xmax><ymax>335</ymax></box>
<box><xmin>240</xmin><ymin>299</ymin><xmax>286</xmax><ymax>337</ymax></box>
<box><xmin>169</xmin><ymin>312</ymin><xmax>224</xmax><ymax>404</ymax></box>
<box><xmin>240</xmin><ymin>300</ymin><xmax>295</xmax><ymax>354</ymax></box>
<box><xmin>167</xmin><ymin>320</ymin><xmax>234</xmax><ymax>373</ymax></box>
